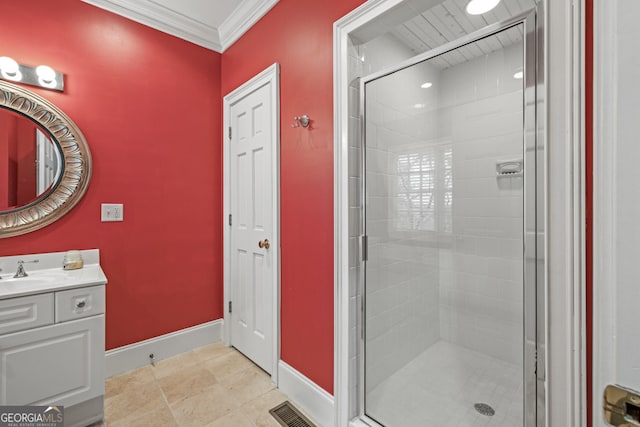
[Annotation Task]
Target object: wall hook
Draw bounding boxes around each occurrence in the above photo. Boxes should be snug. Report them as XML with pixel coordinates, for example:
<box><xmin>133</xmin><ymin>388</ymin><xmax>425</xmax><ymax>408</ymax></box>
<box><xmin>291</xmin><ymin>115</ymin><xmax>310</xmax><ymax>128</ymax></box>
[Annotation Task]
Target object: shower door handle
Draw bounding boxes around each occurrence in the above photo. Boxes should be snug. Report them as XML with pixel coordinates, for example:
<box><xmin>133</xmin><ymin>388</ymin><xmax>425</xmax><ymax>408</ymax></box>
<box><xmin>361</xmin><ymin>235</ymin><xmax>368</xmax><ymax>261</ymax></box>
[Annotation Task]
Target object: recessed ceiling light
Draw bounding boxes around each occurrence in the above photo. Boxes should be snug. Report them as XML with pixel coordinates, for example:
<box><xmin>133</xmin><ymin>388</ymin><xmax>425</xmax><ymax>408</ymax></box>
<box><xmin>513</xmin><ymin>71</ymin><xmax>523</xmax><ymax>79</ymax></box>
<box><xmin>466</xmin><ymin>0</ymin><xmax>501</xmax><ymax>15</ymax></box>
<box><xmin>421</xmin><ymin>82</ymin><xmax>433</xmax><ymax>89</ymax></box>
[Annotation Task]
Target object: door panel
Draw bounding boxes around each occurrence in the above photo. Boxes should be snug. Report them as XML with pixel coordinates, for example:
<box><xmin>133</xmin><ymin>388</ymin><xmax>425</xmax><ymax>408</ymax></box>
<box><xmin>595</xmin><ymin>1</ymin><xmax>640</xmax><ymax>425</ymax></box>
<box><xmin>36</xmin><ymin>129</ymin><xmax>58</xmax><ymax>194</ymax></box>
<box><xmin>254</xmin><ymin>147</ymin><xmax>268</xmax><ymax>230</ymax></box>
<box><xmin>229</xmin><ymin>82</ymin><xmax>274</xmax><ymax>374</ymax></box>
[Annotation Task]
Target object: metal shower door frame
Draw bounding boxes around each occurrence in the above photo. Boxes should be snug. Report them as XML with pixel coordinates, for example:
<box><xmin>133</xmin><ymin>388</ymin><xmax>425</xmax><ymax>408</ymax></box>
<box><xmin>358</xmin><ymin>7</ymin><xmax>544</xmax><ymax>427</ymax></box>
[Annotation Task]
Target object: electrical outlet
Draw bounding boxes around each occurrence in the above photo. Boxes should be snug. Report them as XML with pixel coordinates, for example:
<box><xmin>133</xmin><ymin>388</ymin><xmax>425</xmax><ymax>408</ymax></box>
<box><xmin>101</xmin><ymin>203</ymin><xmax>124</xmax><ymax>222</ymax></box>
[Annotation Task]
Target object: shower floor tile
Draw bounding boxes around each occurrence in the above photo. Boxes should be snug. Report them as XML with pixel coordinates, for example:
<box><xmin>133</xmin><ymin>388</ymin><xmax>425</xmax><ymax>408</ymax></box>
<box><xmin>366</xmin><ymin>340</ymin><xmax>523</xmax><ymax>427</ymax></box>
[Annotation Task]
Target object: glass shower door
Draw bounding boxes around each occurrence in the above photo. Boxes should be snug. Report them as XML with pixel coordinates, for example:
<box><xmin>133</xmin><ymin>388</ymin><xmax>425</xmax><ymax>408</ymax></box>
<box><xmin>363</xmin><ymin>23</ymin><xmax>532</xmax><ymax>427</ymax></box>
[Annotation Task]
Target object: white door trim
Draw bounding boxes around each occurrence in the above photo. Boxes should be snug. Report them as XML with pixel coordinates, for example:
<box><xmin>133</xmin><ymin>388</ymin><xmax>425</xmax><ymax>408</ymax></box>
<box><xmin>592</xmin><ymin>0</ymin><xmax>618</xmax><ymax>424</ymax></box>
<box><xmin>223</xmin><ymin>63</ymin><xmax>280</xmax><ymax>383</ymax></box>
<box><xmin>333</xmin><ymin>1</ymin><xmax>586</xmax><ymax>426</ymax></box>
<box><xmin>333</xmin><ymin>3</ymin><xmax>400</xmax><ymax>425</ymax></box>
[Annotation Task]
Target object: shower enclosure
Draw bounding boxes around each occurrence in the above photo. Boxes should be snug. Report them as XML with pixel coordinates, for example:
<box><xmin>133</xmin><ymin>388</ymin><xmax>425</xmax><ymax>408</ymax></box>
<box><xmin>359</xmin><ymin>11</ymin><xmax>541</xmax><ymax>427</ymax></box>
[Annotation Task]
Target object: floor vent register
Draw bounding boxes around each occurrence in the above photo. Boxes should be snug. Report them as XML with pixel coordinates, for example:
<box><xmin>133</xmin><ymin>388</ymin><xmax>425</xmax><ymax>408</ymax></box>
<box><xmin>269</xmin><ymin>401</ymin><xmax>317</xmax><ymax>427</ymax></box>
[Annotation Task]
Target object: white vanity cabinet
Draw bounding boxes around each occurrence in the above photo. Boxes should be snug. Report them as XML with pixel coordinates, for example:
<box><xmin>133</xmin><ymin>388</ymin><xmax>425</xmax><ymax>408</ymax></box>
<box><xmin>0</xmin><ymin>285</ymin><xmax>104</xmax><ymax>407</ymax></box>
<box><xmin>0</xmin><ymin>250</ymin><xmax>107</xmax><ymax>427</ymax></box>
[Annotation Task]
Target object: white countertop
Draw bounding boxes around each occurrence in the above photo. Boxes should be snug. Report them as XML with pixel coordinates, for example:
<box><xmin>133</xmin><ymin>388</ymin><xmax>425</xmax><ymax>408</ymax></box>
<box><xmin>0</xmin><ymin>249</ymin><xmax>107</xmax><ymax>300</ymax></box>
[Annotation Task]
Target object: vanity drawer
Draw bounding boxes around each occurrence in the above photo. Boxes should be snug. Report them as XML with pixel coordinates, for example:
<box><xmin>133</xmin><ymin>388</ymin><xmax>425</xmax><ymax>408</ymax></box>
<box><xmin>0</xmin><ymin>294</ymin><xmax>54</xmax><ymax>335</ymax></box>
<box><xmin>55</xmin><ymin>285</ymin><xmax>105</xmax><ymax>323</ymax></box>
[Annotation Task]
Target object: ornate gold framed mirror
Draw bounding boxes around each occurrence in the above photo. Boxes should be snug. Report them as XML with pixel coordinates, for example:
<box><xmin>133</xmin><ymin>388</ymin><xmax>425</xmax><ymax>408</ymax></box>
<box><xmin>0</xmin><ymin>80</ymin><xmax>91</xmax><ymax>238</ymax></box>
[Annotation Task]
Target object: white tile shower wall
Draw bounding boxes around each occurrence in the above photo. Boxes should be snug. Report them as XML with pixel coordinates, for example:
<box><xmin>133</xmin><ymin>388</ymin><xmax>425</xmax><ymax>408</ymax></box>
<box><xmin>347</xmin><ymin>19</ymin><xmax>527</xmax><ymax>423</ymax></box>
<box><xmin>363</xmin><ymin>50</ymin><xmax>443</xmax><ymax>393</ymax></box>
<box><xmin>347</xmin><ymin>34</ymin><xmax>421</xmax><ymax>410</ymax></box>
<box><xmin>358</xmin><ymin>33</ymin><xmax>419</xmax><ymax>76</ymax></box>
<box><xmin>438</xmin><ymin>43</ymin><xmax>524</xmax><ymax>366</ymax></box>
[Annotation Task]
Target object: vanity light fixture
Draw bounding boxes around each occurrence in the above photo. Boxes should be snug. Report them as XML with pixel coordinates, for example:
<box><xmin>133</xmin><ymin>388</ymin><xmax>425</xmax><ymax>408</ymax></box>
<box><xmin>0</xmin><ymin>56</ymin><xmax>64</xmax><ymax>91</ymax></box>
<box><xmin>466</xmin><ymin>0</ymin><xmax>501</xmax><ymax>15</ymax></box>
<box><xmin>421</xmin><ymin>82</ymin><xmax>433</xmax><ymax>89</ymax></box>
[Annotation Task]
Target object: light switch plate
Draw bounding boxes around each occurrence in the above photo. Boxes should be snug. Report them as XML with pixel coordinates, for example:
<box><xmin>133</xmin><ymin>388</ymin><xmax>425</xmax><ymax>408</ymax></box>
<box><xmin>101</xmin><ymin>204</ymin><xmax>124</xmax><ymax>222</ymax></box>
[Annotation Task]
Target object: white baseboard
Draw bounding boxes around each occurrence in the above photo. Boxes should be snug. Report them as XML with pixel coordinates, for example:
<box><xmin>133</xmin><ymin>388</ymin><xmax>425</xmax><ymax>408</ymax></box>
<box><xmin>105</xmin><ymin>319</ymin><xmax>223</xmax><ymax>377</ymax></box>
<box><xmin>278</xmin><ymin>361</ymin><xmax>335</xmax><ymax>427</ymax></box>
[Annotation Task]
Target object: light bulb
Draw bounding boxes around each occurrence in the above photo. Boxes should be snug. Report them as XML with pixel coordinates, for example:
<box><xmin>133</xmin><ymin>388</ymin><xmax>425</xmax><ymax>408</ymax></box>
<box><xmin>36</xmin><ymin>65</ymin><xmax>56</xmax><ymax>83</ymax></box>
<box><xmin>38</xmin><ymin>77</ymin><xmax>58</xmax><ymax>89</ymax></box>
<box><xmin>0</xmin><ymin>56</ymin><xmax>22</xmax><ymax>81</ymax></box>
<box><xmin>421</xmin><ymin>82</ymin><xmax>433</xmax><ymax>89</ymax></box>
<box><xmin>513</xmin><ymin>71</ymin><xmax>523</xmax><ymax>79</ymax></box>
<box><xmin>0</xmin><ymin>56</ymin><xmax>19</xmax><ymax>74</ymax></box>
<box><xmin>466</xmin><ymin>0</ymin><xmax>501</xmax><ymax>15</ymax></box>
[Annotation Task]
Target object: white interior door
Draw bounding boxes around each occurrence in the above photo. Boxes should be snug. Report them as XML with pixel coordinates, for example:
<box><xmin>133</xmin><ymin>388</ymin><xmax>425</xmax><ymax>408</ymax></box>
<box><xmin>36</xmin><ymin>129</ymin><xmax>57</xmax><ymax>194</ymax></box>
<box><xmin>228</xmin><ymin>81</ymin><xmax>275</xmax><ymax>374</ymax></box>
<box><xmin>594</xmin><ymin>1</ymin><xmax>640</xmax><ymax>425</ymax></box>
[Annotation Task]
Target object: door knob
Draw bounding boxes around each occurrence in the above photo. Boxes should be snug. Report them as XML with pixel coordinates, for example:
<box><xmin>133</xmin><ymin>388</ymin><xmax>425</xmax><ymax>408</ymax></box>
<box><xmin>258</xmin><ymin>239</ymin><xmax>270</xmax><ymax>250</ymax></box>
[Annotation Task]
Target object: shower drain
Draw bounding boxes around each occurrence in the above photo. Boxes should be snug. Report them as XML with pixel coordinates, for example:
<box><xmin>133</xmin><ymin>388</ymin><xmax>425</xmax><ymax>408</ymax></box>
<box><xmin>474</xmin><ymin>403</ymin><xmax>496</xmax><ymax>416</ymax></box>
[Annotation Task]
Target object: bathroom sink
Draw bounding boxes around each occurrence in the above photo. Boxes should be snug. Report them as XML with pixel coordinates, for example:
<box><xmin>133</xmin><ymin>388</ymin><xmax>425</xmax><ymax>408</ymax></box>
<box><xmin>1</xmin><ymin>276</ymin><xmax>44</xmax><ymax>285</ymax></box>
<box><xmin>0</xmin><ymin>269</ymin><xmax>80</xmax><ymax>297</ymax></box>
<box><xmin>0</xmin><ymin>250</ymin><xmax>107</xmax><ymax>300</ymax></box>
<box><xmin>0</xmin><ymin>265</ymin><xmax>106</xmax><ymax>299</ymax></box>
<box><xmin>0</xmin><ymin>270</ymin><xmax>69</xmax><ymax>285</ymax></box>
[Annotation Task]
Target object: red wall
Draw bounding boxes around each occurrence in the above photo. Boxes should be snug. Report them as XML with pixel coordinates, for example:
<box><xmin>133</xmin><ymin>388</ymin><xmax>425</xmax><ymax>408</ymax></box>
<box><xmin>0</xmin><ymin>113</ymin><xmax>12</xmax><ymax>208</ymax></box>
<box><xmin>222</xmin><ymin>0</ymin><xmax>365</xmax><ymax>394</ymax></box>
<box><xmin>0</xmin><ymin>1</ymin><xmax>224</xmax><ymax>350</ymax></box>
<box><xmin>1</xmin><ymin>0</ymin><xmax>367</xmax><ymax>396</ymax></box>
<box><xmin>15</xmin><ymin>119</ymin><xmax>36</xmax><ymax>206</ymax></box>
<box><xmin>0</xmin><ymin>114</ymin><xmax>36</xmax><ymax>208</ymax></box>
<box><xmin>8</xmin><ymin>118</ymin><xmax>17</xmax><ymax>208</ymax></box>
<box><xmin>0</xmin><ymin>113</ymin><xmax>19</xmax><ymax>209</ymax></box>
<box><xmin>586</xmin><ymin>0</ymin><xmax>594</xmax><ymax>425</ymax></box>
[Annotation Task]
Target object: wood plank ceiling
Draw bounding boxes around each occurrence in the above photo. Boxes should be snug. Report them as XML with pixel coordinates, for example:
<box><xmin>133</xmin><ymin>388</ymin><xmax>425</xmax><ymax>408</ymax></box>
<box><xmin>391</xmin><ymin>0</ymin><xmax>537</xmax><ymax>69</ymax></box>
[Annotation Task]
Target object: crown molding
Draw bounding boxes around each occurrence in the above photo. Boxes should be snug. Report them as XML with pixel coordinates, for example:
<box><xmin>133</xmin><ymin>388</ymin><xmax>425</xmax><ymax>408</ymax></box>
<box><xmin>81</xmin><ymin>0</ymin><xmax>279</xmax><ymax>53</ymax></box>
<box><xmin>81</xmin><ymin>0</ymin><xmax>223</xmax><ymax>52</ymax></box>
<box><xmin>218</xmin><ymin>0</ymin><xmax>279</xmax><ymax>52</ymax></box>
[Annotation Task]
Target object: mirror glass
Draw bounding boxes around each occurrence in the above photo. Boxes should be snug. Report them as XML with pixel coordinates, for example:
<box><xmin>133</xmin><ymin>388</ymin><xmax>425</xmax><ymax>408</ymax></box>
<box><xmin>0</xmin><ymin>107</ymin><xmax>62</xmax><ymax>212</ymax></box>
<box><xmin>0</xmin><ymin>80</ymin><xmax>91</xmax><ymax>238</ymax></box>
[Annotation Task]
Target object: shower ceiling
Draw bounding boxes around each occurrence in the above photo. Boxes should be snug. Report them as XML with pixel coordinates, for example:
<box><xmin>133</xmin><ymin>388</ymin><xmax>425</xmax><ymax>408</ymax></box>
<box><xmin>387</xmin><ymin>0</ymin><xmax>537</xmax><ymax>69</ymax></box>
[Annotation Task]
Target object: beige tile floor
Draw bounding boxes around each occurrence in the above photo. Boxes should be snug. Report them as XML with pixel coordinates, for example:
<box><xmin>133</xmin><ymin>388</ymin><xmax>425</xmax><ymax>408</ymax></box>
<box><xmin>93</xmin><ymin>343</ymin><xmax>291</xmax><ymax>427</ymax></box>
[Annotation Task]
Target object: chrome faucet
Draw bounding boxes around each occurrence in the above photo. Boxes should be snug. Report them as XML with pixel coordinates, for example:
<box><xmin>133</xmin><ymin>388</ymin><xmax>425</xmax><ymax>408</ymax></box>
<box><xmin>14</xmin><ymin>260</ymin><xmax>39</xmax><ymax>278</ymax></box>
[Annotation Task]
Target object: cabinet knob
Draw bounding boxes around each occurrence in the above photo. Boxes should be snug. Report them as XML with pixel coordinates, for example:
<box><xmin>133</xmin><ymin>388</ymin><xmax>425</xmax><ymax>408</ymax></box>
<box><xmin>76</xmin><ymin>300</ymin><xmax>86</xmax><ymax>309</ymax></box>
